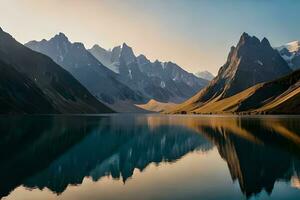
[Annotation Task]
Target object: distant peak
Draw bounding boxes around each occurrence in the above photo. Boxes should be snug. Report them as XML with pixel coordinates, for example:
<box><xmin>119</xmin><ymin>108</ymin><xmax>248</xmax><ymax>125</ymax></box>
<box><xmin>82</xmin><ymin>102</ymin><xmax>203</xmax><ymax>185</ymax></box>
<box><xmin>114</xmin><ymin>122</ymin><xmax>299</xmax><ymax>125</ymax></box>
<box><xmin>74</xmin><ymin>42</ymin><xmax>85</xmax><ymax>49</ymax></box>
<box><xmin>58</xmin><ymin>32</ymin><xmax>66</xmax><ymax>36</ymax></box>
<box><xmin>261</xmin><ymin>37</ymin><xmax>271</xmax><ymax>46</ymax></box>
<box><xmin>137</xmin><ymin>54</ymin><xmax>147</xmax><ymax>59</ymax></box>
<box><xmin>137</xmin><ymin>54</ymin><xmax>150</xmax><ymax>63</ymax></box>
<box><xmin>53</xmin><ymin>32</ymin><xmax>69</xmax><ymax>42</ymax></box>
<box><xmin>92</xmin><ymin>44</ymin><xmax>100</xmax><ymax>49</ymax></box>
<box><xmin>91</xmin><ymin>44</ymin><xmax>106</xmax><ymax>51</ymax></box>
<box><xmin>122</xmin><ymin>42</ymin><xmax>132</xmax><ymax>49</ymax></box>
<box><xmin>241</xmin><ymin>32</ymin><xmax>250</xmax><ymax>38</ymax></box>
<box><xmin>120</xmin><ymin>43</ymin><xmax>136</xmax><ymax>64</ymax></box>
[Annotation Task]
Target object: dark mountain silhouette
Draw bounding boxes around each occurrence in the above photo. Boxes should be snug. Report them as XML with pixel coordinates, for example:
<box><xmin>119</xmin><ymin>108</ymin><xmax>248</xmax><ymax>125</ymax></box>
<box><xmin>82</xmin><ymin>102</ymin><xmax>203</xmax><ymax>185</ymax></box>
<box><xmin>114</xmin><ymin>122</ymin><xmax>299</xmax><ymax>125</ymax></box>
<box><xmin>0</xmin><ymin>60</ymin><xmax>55</xmax><ymax>114</ymax></box>
<box><xmin>0</xmin><ymin>28</ymin><xmax>112</xmax><ymax>114</ymax></box>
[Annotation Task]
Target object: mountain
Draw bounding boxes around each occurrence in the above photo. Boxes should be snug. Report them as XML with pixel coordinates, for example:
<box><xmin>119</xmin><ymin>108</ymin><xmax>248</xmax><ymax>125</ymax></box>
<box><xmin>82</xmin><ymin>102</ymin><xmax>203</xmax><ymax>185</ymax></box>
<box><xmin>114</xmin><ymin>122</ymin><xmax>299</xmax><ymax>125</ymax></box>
<box><xmin>89</xmin><ymin>43</ymin><xmax>209</xmax><ymax>103</ymax></box>
<box><xmin>277</xmin><ymin>41</ymin><xmax>300</xmax><ymax>70</ymax></box>
<box><xmin>0</xmin><ymin>28</ymin><xmax>112</xmax><ymax>114</ymax></box>
<box><xmin>169</xmin><ymin>33</ymin><xmax>292</xmax><ymax>113</ymax></box>
<box><xmin>168</xmin><ymin>68</ymin><xmax>300</xmax><ymax>114</ymax></box>
<box><xmin>25</xmin><ymin>34</ymin><xmax>146</xmax><ymax>112</ymax></box>
<box><xmin>195</xmin><ymin>70</ymin><xmax>214</xmax><ymax>81</ymax></box>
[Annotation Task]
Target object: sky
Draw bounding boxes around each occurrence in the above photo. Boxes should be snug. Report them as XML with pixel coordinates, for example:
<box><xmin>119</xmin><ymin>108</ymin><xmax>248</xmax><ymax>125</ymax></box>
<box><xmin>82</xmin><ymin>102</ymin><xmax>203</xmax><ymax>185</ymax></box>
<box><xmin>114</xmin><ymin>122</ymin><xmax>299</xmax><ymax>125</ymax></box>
<box><xmin>0</xmin><ymin>0</ymin><xmax>299</xmax><ymax>74</ymax></box>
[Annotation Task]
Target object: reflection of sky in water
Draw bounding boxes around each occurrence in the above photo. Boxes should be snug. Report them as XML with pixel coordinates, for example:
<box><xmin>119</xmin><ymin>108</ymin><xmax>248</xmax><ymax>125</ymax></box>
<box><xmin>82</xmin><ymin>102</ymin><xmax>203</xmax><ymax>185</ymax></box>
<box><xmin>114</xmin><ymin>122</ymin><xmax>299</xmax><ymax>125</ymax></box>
<box><xmin>2</xmin><ymin>115</ymin><xmax>300</xmax><ymax>200</ymax></box>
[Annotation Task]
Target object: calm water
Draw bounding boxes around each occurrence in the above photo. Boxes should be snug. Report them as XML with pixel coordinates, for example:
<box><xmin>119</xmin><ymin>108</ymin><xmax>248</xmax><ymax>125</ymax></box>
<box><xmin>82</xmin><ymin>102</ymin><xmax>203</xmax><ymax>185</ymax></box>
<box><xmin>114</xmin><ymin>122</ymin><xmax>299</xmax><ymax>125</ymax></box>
<box><xmin>1</xmin><ymin>114</ymin><xmax>300</xmax><ymax>200</ymax></box>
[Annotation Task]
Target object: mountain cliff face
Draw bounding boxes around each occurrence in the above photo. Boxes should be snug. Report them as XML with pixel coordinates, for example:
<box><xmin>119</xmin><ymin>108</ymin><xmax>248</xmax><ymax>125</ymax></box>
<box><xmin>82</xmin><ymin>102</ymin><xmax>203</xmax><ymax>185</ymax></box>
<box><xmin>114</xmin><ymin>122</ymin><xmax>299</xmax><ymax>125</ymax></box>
<box><xmin>0</xmin><ymin>28</ymin><xmax>112</xmax><ymax>114</ymax></box>
<box><xmin>25</xmin><ymin>34</ymin><xmax>146</xmax><ymax>112</ymax></box>
<box><xmin>169</xmin><ymin>33</ymin><xmax>292</xmax><ymax>113</ymax></box>
<box><xmin>201</xmin><ymin>33</ymin><xmax>291</xmax><ymax>101</ymax></box>
<box><xmin>277</xmin><ymin>41</ymin><xmax>300</xmax><ymax>70</ymax></box>
<box><xmin>89</xmin><ymin>43</ymin><xmax>208</xmax><ymax>103</ymax></box>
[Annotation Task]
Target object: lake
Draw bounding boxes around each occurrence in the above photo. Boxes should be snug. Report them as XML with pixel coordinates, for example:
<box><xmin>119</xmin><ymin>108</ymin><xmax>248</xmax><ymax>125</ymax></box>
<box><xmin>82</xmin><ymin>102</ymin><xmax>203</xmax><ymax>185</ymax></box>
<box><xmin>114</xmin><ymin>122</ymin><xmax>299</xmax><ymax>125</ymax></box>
<box><xmin>1</xmin><ymin>114</ymin><xmax>300</xmax><ymax>200</ymax></box>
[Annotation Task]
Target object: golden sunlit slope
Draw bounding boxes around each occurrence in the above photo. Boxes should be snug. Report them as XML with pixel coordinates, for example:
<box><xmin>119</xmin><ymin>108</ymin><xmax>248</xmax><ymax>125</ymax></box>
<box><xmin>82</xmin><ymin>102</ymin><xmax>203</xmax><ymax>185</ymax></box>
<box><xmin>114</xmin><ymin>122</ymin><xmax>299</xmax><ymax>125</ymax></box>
<box><xmin>167</xmin><ymin>70</ymin><xmax>300</xmax><ymax>114</ymax></box>
<box><xmin>136</xmin><ymin>99</ymin><xmax>177</xmax><ymax>112</ymax></box>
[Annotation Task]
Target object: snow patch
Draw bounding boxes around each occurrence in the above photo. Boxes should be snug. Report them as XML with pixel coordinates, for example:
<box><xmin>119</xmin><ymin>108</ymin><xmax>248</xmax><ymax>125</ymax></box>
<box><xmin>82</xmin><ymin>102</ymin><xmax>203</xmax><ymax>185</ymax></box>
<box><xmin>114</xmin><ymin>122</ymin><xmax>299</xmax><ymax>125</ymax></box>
<box><xmin>160</xmin><ymin>81</ymin><xmax>166</xmax><ymax>88</ymax></box>
<box><xmin>128</xmin><ymin>69</ymin><xmax>133</xmax><ymax>79</ymax></box>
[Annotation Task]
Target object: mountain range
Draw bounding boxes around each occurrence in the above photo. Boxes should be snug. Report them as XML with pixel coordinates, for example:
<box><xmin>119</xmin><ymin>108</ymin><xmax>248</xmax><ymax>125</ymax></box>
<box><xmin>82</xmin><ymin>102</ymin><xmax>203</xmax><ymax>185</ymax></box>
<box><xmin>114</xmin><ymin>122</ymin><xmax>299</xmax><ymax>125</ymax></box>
<box><xmin>89</xmin><ymin>43</ymin><xmax>209</xmax><ymax>103</ymax></box>
<box><xmin>25</xmin><ymin>33</ymin><xmax>147</xmax><ymax>112</ymax></box>
<box><xmin>25</xmin><ymin>33</ymin><xmax>208</xmax><ymax>112</ymax></box>
<box><xmin>0</xmin><ymin>26</ymin><xmax>300</xmax><ymax>115</ymax></box>
<box><xmin>0</xmin><ymin>28</ymin><xmax>112</xmax><ymax>114</ymax></box>
<box><xmin>168</xmin><ymin>33</ymin><xmax>297</xmax><ymax>114</ymax></box>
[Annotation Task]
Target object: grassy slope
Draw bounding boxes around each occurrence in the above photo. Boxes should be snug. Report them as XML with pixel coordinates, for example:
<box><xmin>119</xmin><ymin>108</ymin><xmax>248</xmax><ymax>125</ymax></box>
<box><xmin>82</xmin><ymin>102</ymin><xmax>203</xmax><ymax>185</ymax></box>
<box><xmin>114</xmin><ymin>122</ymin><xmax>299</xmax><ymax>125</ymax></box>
<box><xmin>168</xmin><ymin>70</ymin><xmax>300</xmax><ymax>114</ymax></box>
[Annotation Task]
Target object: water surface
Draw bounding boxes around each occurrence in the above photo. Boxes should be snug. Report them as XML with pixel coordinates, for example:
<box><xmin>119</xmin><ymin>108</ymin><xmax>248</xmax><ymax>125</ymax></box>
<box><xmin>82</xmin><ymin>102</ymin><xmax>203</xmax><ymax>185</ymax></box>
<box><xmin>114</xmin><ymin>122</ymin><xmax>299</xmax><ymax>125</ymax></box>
<box><xmin>1</xmin><ymin>114</ymin><xmax>300</xmax><ymax>200</ymax></box>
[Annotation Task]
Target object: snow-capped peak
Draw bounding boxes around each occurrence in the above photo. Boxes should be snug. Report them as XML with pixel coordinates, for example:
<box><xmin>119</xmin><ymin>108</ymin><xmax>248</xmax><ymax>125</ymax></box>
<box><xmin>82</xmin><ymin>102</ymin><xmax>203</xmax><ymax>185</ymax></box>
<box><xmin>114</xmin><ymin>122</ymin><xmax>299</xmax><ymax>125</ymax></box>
<box><xmin>278</xmin><ymin>40</ymin><xmax>300</xmax><ymax>53</ymax></box>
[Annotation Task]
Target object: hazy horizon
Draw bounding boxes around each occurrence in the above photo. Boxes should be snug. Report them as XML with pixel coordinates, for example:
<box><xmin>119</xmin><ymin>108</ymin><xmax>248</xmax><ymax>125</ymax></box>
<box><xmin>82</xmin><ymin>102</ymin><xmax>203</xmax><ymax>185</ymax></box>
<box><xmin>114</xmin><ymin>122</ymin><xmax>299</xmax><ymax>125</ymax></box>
<box><xmin>0</xmin><ymin>0</ymin><xmax>299</xmax><ymax>74</ymax></box>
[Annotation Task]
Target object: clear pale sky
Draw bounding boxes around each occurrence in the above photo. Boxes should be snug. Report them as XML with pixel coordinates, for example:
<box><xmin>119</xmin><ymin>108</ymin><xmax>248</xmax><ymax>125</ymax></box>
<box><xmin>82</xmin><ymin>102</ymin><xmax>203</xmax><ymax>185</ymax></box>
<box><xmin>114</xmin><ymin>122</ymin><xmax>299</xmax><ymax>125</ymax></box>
<box><xmin>0</xmin><ymin>0</ymin><xmax>299</xmax><ymax>74</ymax></box>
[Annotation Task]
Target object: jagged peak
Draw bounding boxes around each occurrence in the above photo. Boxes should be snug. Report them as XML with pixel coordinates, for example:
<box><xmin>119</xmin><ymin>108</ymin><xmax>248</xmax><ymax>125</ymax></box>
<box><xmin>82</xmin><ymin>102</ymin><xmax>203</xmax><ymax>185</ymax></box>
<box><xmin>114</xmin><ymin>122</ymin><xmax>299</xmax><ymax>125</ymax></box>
<box><xmin>91</xmin><ymin>44</ymin><xmax>107</xmax><ymax>51</ymax></box>
<box><xmin>73</xmin><ymin>42</ymin><xmax>85</xmax><ymax>49</ymax></box>
<box><xmin>137</xmin><ymin>54</ymin><xmax>150</xmax><ymax>63</ymax></box>
<box><xmin>122</xmin><ymin>42</ymin><xmax>130</xmax><ymax>48</ymax></box>
<box><xmin>121</xmin><ymin>43</ymin><xmax>135</xmax><ymax>53</ymax></box>
<box><xmin>154</xmin><ymin>59</ymin><xmax>161</xmax><ymax>64</ymax></box>
<box><xmin>52</xmin><ymin>32</ymin><xmax>69</xmax><ymax>42</ymax></box>
<box><xmin>261</xmin><ymin>37</ymin><xmax>271</xmax><ymax>46</ymax></box>
<box><xmin>137</xmin><ymin>54</ymin><xmax>147</xmax><ymax>60</ymax></box>
<box><xmin>92</xmin><ymin>44</ymin><xmax>101</xmax><ymax>49</ymax></box>
<box><xmin>120</xmin><ymin>42</ymin><xmax>136</xmax><ymax>60</ymax></box>
<box><xmin>241</xmin><ymin>32</ymin><xmax>250</xmax><ymax>39</ymax></box>
<box><xmin>238</xmin><ymin>32</ymin><xmax>260</xmax><ymax>46</ymax></box>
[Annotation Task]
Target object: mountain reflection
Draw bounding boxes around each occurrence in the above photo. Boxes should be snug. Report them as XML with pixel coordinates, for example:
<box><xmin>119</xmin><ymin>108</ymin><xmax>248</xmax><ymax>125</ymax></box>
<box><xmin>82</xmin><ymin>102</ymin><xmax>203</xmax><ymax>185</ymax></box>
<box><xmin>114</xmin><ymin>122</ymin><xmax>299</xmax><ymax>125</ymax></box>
<box><xmin>1</xmin><ymin>115</ymin><xmax>300</xmax><ymax>199</ymax></box>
